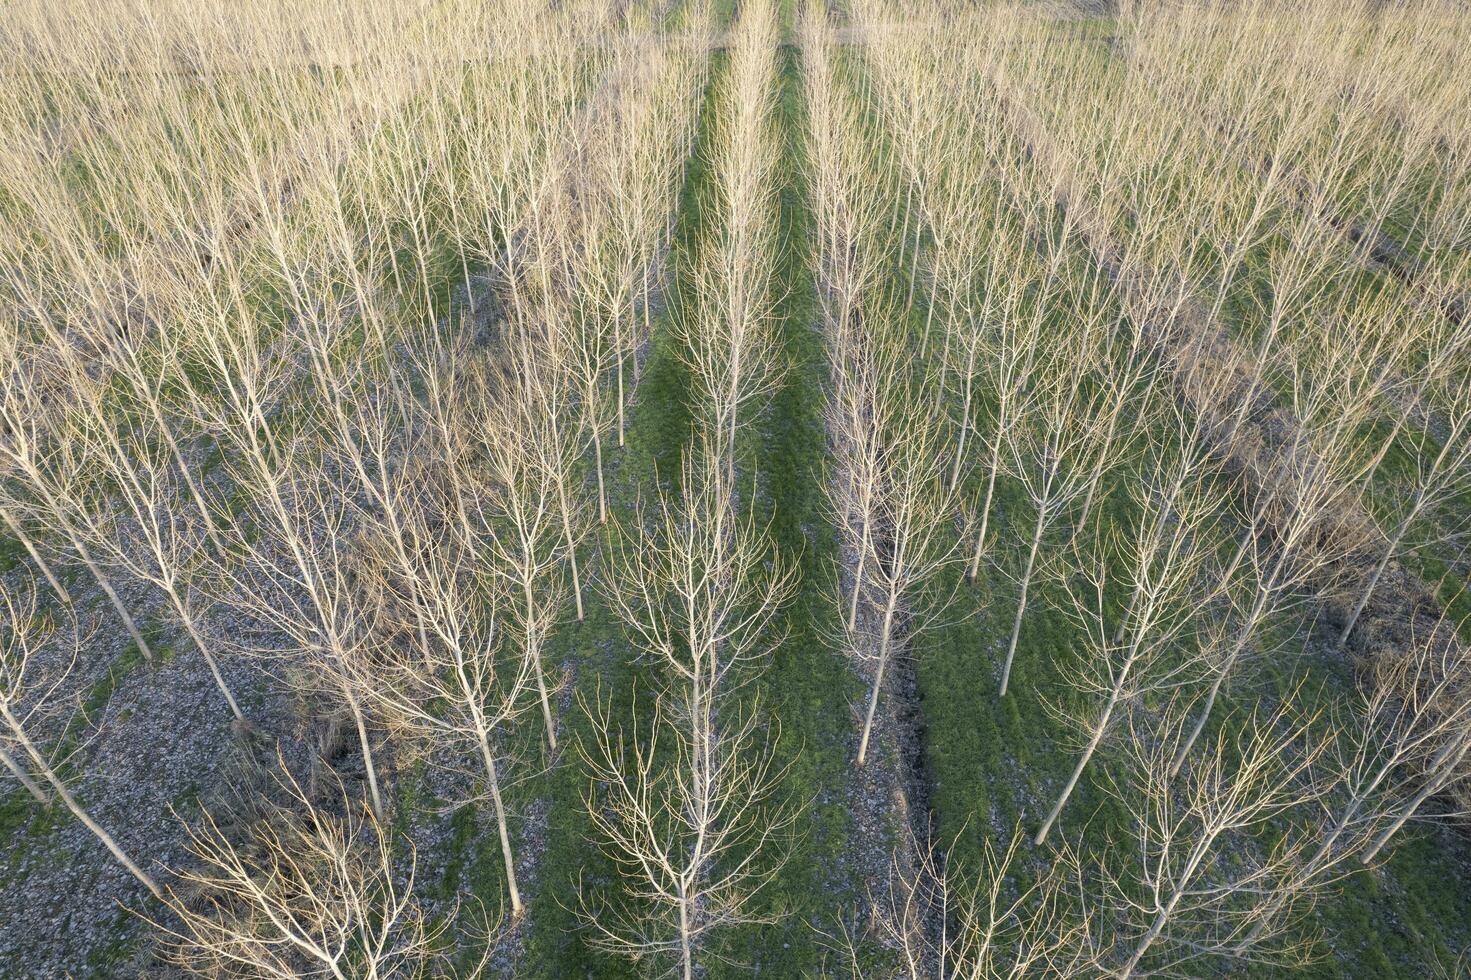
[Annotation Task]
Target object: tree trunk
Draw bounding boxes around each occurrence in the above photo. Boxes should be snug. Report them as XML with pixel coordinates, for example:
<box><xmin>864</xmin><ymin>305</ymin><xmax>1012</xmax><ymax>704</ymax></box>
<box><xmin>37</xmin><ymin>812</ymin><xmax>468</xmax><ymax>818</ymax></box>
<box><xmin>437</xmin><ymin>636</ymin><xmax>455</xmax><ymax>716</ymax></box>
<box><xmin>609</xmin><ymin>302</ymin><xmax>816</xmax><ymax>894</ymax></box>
<box><xmin>1360</xmin><ymin>737</ymin><xmax>1471</xmax><ymax>864</ymax></box>
<box><xmin>0</xmin><ymin>740</ymin><xmax>48</xmax><ymax>803</ymax></box>
<box><xmin>948</xmin><ymin>353</ymin><xmax>976</xmax><ymax>494</ymax></box>
<box><xmin>1118</xmin><ymin>905</ymin><xmax>1170</xmax><ymax>979</ymax></box>
<box><xmin>525</xmin><ymin>579</ymin><xmax>558</xmax><ymax>749</ymax></box>
<box><xmin>1169</xmin><ymin>620</ymin><xmax>1258</xmax><ymax>778</ymax></box>
<box><xmin>46</xmin><ymin>768</ymin><xmax>162</xmax><ymax>899</ymax></box>
<box><xmin>3</xmin><ymin>706</ymin><xmax>160</xmax><ymax>898</ymax></box>
<box><xmin>1076</xmin><ymin>402</ymin><xmax>1121</xmax><ymax>531</ymax></box>
<box><xmin>476</xmin><ymin>730</ymin><xmax>523</xmax><ymax>914</ymax></box>
<box><xmin>156</xmin><ymin>417</ymin><xmax>224</xmax><ymax>555</ymax></box>
<box><xmin>919</xmin><ymin>244</ymin><xmax>941</xmax><ymax>362</ymax></box>
<box><xmin>0</xmin><ymin>504</ymin><xmax>71</xmax><ymax>605</ymax></box>
<box><xmin>848</xmin><ymin>507</ymin><xmax>871</xmax><ymax>632</ymax></box>
<box><xmin>1000</xmin><ymin>502</ymin><xmax>1046</xmax><ymax>697</ymax></box>
<box><xmin>180</xmin><ymin>615</ymin><xmax>244</xmax><ymax>722</ymax></box>
<box><xmin>1117</xmin><ymin>842</ymin><xmax>1206</xmax><ymax>980</ymax></box>
<box><xmin>82</xmin><ymin>553</ymin><xmax>153</xmax><ymax>663</ymax></box>
<box><xmin>1035</xmin><ymin>690</ymin><xmax>1118</xmax><ymax>844</ymax></box>
<box><xmin>678</xmin><ymin>886</ymin><xmax>695</xmax><ymax>980</ymax></box>
<box><xmin>896</xmin><ymin>180</ymin><xmax>914</xmax><ymax>283</ymax></box>
<box><xmin>593</xmin><ymin>428</ymin><xmax>608</xmax><ymax>525</ymax></box>
<box><xmin>343</xmin><ymin>686</ymin><xmax>384</xmax><ymax>820</ymax></box>
<box><xmin>1339</xmin><ymin>496</ymin><xmax>1421</xmax><ymax>647</ymax></box>
<box><xmin>968</xmin><ymin>434</ymin><xmax>1003</xmax><ymax>581</ymax></box>
<box><xmin>557</xmin><ymin>481</ymin><xmax>585</xmax><ymax>622</ymax></box>
<box><xmin>906</xmin><ymin>202</ymin><xmax>923</xmax><ymax>311</ymax></box>
<box><xmin>857</xmin><ymin>588</ymin><xmax>899</xmax><ymax>766</ymax></box>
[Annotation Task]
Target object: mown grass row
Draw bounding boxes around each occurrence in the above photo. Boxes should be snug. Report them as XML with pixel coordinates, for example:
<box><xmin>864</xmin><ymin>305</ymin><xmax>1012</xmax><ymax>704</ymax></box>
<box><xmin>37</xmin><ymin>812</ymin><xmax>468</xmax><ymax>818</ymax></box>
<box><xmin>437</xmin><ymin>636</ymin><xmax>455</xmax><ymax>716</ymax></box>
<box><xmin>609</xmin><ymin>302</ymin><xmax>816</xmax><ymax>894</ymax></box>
<box><xmin>474</xmin><ymin>3</ymin><xmax>869</xmax><ymax>974</ymax></box>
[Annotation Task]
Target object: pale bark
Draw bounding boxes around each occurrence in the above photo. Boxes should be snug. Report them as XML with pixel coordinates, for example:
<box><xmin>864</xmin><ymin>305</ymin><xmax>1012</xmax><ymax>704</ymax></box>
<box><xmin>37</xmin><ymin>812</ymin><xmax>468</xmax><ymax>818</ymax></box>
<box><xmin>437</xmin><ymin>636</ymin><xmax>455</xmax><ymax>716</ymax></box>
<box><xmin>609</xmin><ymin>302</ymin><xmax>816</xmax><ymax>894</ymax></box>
<box><xmin>857</xmin><ymin>588</ymin><xmax>899</xmax><ymax>766</ymax></box>
<box><xmin>476</xmin><ymin>730</ymin><xmax>523</xmax><ymax>914</ymax></box>
<box><xmin>3</xmin><ymin>704</ymin><xmax>161</xmax><ymax>899</ymax></box>
<box><xmin>0</xmin><ymin>740</ymin><xmax>48</xmax><ymax>803</ymax></box>
<box><xmin>0</xmin><ymin>504</ymin><xmax>71</xmax><ymax>605</ymax></box>
<box><xmin>1000</xmin><ymin>499</ymin><xmax>1047</xmax><ymax>698</ymax></box>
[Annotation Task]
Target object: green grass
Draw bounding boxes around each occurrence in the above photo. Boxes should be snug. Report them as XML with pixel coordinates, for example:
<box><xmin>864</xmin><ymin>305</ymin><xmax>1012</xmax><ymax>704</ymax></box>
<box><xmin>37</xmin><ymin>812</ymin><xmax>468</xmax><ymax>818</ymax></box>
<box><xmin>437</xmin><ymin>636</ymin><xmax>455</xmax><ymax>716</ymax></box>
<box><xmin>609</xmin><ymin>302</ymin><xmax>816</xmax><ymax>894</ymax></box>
<box><xmin>3</xmin><ymin>8</ymin><xmax>1469</xmax><ymax>978</ymax></box>
<box><xmin>512</xmin><ymin>4</ymin><xmax>874</xmax><ymax>974</ymax></box>
<box><xmin>900</xmin><ymin>37</ymin><xmax>1471</xmax><ymax>980</ymax></box>
<box><xmin>505</xmin><ymin>24</ymin><xmax>716</xmax><ymax>978</ymax></box>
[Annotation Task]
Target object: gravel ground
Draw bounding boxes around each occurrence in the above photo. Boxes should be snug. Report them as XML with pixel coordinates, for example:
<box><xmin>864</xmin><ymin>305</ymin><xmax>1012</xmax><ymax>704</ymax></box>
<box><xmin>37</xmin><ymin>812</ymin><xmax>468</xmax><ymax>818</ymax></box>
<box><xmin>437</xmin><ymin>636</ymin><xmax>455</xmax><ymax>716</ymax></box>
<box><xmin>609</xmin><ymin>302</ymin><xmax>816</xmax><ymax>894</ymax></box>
<box><xmin>0</xmin><ymin>555</ymin><xmax>301</xmax><ymax>978</ymax></box>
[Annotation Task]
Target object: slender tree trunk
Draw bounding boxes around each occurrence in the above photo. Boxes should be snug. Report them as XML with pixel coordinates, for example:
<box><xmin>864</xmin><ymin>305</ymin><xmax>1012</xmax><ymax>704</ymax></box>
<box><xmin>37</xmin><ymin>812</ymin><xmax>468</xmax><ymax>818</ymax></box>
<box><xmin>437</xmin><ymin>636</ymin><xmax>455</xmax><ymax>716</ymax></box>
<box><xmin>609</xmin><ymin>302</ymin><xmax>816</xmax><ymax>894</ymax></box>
<box><xmin>0</xmin><ymin>504</ymin><xmax>70</xmax><ymax>605</ymax></box>
<box><xmin>1118</xmin><ymin>901</ymin><xmax>1172</xmax><ymax>979</ymax></box>
<box><xmin>848</xmin><ymin>504</ymin><xmax>871</xmax><ymax>632</ymax></box>
<box><xmin>1246</xmin><ymin>798</ymin><xmax>1365</xmax><ymax>945</ymax></box>
<box><xmin>1339</xmin><ymin>497</ymin><xmax>1421</xmax><ymax>647</ymax></box>
<box><xmin>342</xmin><ymin>686</ymin><xmax>384</xmax><ymax>820</ymax></box>
<box><xmin>906</xmin><ymin>201</ymin><xmax>922</xmax><ymax>311</ymax></box>
<box><xmin>1360</xmin><ymin>738</ymin><xmax>1471</xmax><ymax>864</ymax></box>
<box><xmin>157</xmin><ymin>418</ymin><xmax>224</xmax><ymax>555</ymax></box>
<box><xmin>1076</xmin><ymin>403</ymin><xmax>1121</xmax><ymax>531</ymax></box>
<box><xmin>1117</xmin><ymin>838</ymin><xmax>1211</xmax><ymax>980</ymax></box>
<box><xmin>896</xmin><ymin>180</ymin><xmax>914</xmax><ymax>282</ymax></box>
<box><xmin>857</xmin><ymin>588</ymin><xmax>899</xmax><ymax>766</ymax></box>
<box><xmin>0</xmin><ymin>740</ymin><xmax>48</xmax><ymax>803</ymax></box>
<box><xmin>476</xmin><ymin>730</ymin><xmax>523</xmax><ymax>913</ymax></box>
<box><xmin>1170</xmin><ymin>615</ymin><xmax>1253</xmax><ymax>776</ymax></box>
<box><xmin>593</xmin><ymin>429</ymin><xmax>608</xmax><ymax>525</ymax></box>
<box><xmin>1000</xmin><ymin>501</ymin><xmax>1047</xmax><ymax>697</ymax></box>
<box><xmin>1171</xmin><ymin>573</ymin><xmax>1275</xmax><ymax>777</ymax></box>
<box><xmin>556</xmin><ymin>481</ymin><xmax>585</xmax><ymax>621</ymax></box>
<box><xmin>180</xmin><ymin>615</ymin><xmax>244</xmax><ymax>722</ymax></box>
<box><xmin>1035</xmin><ymin>689</ymin><xmax>1120</xmax><ymax>844</ymax></box>
<box><xmin>1169</xmin><ymin>648</ymin><xmax>1236</xmax><ymax>778</ymax></box>
<box><xmin>4</xmin><ymin>707</ymin><xmax>160</xmax><ymax>898</ymax></box>
<box><xmin>968</xmin><ymin>434</ymin><xmax>1003</xmax><ymax>582</ymax></box>
<box><xmin>725</xmin><ymin>380</ymin><xmax>741</xmax><ymax>493</ymax></box>
<box><xmin>460</xmin><ymin>243</ymin><xmax>476</xmax><ymax>317</ymax></box>
<box><xmin>919</xmin><ymin>246</ymin><xmax>941</xmax><ymax>362</ymax></box>
<box><xmin>524</xmin><ymin>579</ymin><xmax>558</xmax><ymax>749</ymax></box>
<box><xmin>47</xmin><ymin>769</ymin><xmax>161</xmax><ymax>899</ymax></box>
<box><xmin>678</xmin><ymin>887</ymin><xmax>695</xmax><ymax>980</ymax></box>
<box><xmin>615</xmin><ymin>306</ymin><xmax>627</xmax><ymax>447</ymax></box>
<box><xmin>82</xmin><ymin>552</ymin><xmax>153</xmax><ymax>663</ymax></box>
<box><xmin>637</xmin><ymin>267</ymin><xmax>651</xmax><ymax>388</ymax></box>
<box><xmin>948</xmin><ymin>352</ymin><xmax>976</xmax><ymax>494</ymax></box>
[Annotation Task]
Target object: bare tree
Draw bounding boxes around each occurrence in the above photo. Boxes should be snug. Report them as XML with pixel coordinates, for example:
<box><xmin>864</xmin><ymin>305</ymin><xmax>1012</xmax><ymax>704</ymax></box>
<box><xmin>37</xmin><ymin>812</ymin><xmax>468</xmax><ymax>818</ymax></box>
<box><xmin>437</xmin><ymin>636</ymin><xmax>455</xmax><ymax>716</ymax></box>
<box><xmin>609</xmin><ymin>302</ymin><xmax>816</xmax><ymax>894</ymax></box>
<box><xmin>1232</xmin><ymin>607</ymin><xmax>1471</xmax><ymax>948</ymax></box>
<box><xmin>1167</xmin><ymin>382</ymin><xmax>1369</xmax><ymax>776</ymax></box>
<box><xmin>580</xmin><ymin>442</ymin><xmax>799</xmax><ymax>980</ymax></box>
<box><xmin>963</xmin><ymin>247</ymin><xmax>1048</xmax><ymax>582</ymax></box>
<box><xmin>805</xmin><ymin>0</ymin><xmax>896</xmax><ymax>639</ymax></box>
<box><xmin>355</xmin><ymin>466</ymin><xmax>537</xmax><ymax>916</ymax></box>
<box><xmin>516</xmin><ymin>322</ymin><xmax>594</xmax><ymax>624</ymax></box>
<box><xmin>468</xmin><ymin>349</ymin><xmax>574</xmax><ymax>750</ymax></box>
<box><xmin>679</xmin><ymin>0</ymin><xmax>783</xmax><ymax>488</ymax></box>
<box><xmin>1338</xmin><ymin>324</ymin><xmax>1471</xmax><ymax>647</ymax></box>
<box><xmin>805</xmin><ymin>10</ymin><xmax>959</xmax><ymax>767</ymax></box>
<box><xmin>0</xmin><ymin>337</ymin><xmax>156</xmax><ymax>661</ymax></box>
<box><xmin>219</xmin><ymin>441</ymin><xmax>389</xmax><ymax>821</ymax></box>
<box><xmin>71</xmin><ymin>391</ymin><xmax>246</xmax><ymax>722</ymax></box>
<box><xmin>851</xmin><ymin>388</ymin><xmax>959</xmax><ymax>768</ymax></box>
<box><xmin>149</xmin><ymin>760</ymin><xmax>487</xmax><ymax>978</ymax></box>
<box><xmin>1035</xmin><ymin>433</ymin><xmax>1225</xmax><ymax>844</ymax></box>
<box><xmin>0</xmin><ymin>499</ymin><xmax>71</xmax><ymax>607</ymax></box>
<box><xmin>996</xmin><ymin>323</ymin><xmax>1109</xmax><ymax>698</ymax></box>
<box><xmin>1093</xmin><ymin>699</ymin><xmax>1332</xmax><ymax>978</ymax></box>
<box><xmin>845</xmin><ymin>826</ymin><xmax>1095</xmax><ymax>979</ymax></box>
<box><xmin>1350</xmin><ymin>609</ymin><xmax>1471</xmax><ymax>864</ymax></box>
